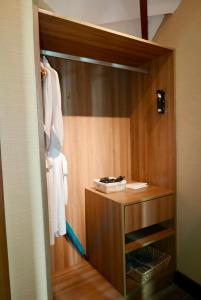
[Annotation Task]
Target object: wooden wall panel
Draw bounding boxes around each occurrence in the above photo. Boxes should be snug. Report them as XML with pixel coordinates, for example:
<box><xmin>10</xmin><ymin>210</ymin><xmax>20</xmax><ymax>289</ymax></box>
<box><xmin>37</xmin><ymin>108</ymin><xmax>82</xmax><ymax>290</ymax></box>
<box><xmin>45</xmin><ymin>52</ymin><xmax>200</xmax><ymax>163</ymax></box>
<box><xmin>130</xmin><ymin>54</ymin><xmax>176</xmax><ymax>189</ymax></box>
<box><xmin>48</xmin><ymin>58</ymin><xmax>132</xmax><ymax>274</ymax></box>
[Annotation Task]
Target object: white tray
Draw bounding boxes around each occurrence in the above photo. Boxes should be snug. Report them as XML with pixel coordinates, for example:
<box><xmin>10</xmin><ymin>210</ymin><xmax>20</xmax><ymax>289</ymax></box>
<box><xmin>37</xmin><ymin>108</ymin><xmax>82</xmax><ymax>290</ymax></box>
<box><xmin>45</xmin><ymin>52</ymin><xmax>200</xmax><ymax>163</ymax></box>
<box><xmin>94</xmin><ymin>178</ymin><xmax>126</xmax><ymax>193</ymax></box>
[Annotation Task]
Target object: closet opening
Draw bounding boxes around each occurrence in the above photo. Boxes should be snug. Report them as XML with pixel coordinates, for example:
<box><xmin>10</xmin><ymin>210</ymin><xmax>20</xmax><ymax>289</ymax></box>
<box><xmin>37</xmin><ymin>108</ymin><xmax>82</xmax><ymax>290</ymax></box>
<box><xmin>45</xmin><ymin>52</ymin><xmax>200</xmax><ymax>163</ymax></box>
<box><xmin>36</xmin><ymin>8</ymin><xmax>175</xmax><ymax>298</ymax></box>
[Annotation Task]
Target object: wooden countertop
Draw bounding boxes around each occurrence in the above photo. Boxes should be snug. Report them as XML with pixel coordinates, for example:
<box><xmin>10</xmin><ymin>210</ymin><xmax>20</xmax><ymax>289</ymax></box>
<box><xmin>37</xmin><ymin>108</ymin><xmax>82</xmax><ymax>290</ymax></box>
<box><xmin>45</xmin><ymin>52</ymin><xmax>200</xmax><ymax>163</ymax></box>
<box><xmin>86</xmin><ymin>185</ymin><xmax>174</xmax><ymax>206</ymax></box>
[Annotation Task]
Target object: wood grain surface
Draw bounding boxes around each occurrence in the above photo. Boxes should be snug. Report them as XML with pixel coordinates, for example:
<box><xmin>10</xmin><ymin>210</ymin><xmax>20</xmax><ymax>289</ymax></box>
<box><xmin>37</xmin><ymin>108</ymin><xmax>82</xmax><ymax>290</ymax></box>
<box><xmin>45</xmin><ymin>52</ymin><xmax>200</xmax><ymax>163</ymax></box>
<box><xmin>52</xmin><ymin>261</ymin><xmax>193</xmax><ymax>300</ymax></box>
<box><xmin>125</xmin><ymin>195</ymin><xmax>175</xmax><ymax>233</ymax></box>
<box><xmin>130</xmin><ymin>54</ymin><xmax>176</xmax><ymax>190</ymax></box>
<box><xmin>85</xmin><ymin>187</ymin><xmax>175</xmax><ymax>295</ymax></box>
<box><xmin>45</xmin><ymin>54</ymin><xmax>176</xmax><ymax>278</ymax></box>
<box><xmin>85</xmin><ymin>189</ymin><xmax>125</xmax><ymax>294</ymax></box>
<box><xmin>48</xmin><ymin>58</ymin><xmax>132</xmax><ymax>274</ymax></box>
<box><xmin>39</xmin><ymin>10</ymin><xmax>173</xmax><ymax>68</ymax></box>
<box><xmin>36</xmin><ymin>8</ymin><xmax>177</xmax><ymax>297</ymax></box>
<box><xmin>86</xmin><ymin>186</ymin><xmax>174</xmax><ymax>206</ymax></box>
<box><xmin>125</xmin><ymin>228</ymin><xmax>175</xmax><ymax>253</ymax></box>
<box><xmin>0</xmin><ymin>148</ymin><xmax>11</xmax><ymax>300</ymax></box>
<box><xmin>52</xmin><ymin>261</ymin><xmax>123</xmax><ymax>300</ymax></box>
<box><xmin>39</xmin><ymin>36</ymin><xmax>175</xmax><ymax>280</ymax></box>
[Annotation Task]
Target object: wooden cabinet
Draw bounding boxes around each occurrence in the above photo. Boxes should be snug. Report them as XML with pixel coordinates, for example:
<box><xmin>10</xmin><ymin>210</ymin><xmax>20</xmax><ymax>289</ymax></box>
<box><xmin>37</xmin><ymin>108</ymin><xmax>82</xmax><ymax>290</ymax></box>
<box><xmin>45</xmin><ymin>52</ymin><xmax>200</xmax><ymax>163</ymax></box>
<box><xmin>85</xmin><ymin>186</ymin><xmax>175</xmax><ymax>296</ymax></box>
<box><xmin>36</xmin><ymin>7</ymin><xmax>176</xmax><ymax>289</ymax></box>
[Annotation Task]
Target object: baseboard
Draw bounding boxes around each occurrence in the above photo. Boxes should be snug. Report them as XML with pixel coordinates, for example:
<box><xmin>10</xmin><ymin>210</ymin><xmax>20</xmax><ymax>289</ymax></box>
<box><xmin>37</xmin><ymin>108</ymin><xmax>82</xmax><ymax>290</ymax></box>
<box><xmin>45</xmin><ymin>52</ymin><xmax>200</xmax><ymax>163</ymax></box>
<box><xmin>174</xmin><ymin>270</ymin><xmax>201</xmax><ymax>299</ymax></box>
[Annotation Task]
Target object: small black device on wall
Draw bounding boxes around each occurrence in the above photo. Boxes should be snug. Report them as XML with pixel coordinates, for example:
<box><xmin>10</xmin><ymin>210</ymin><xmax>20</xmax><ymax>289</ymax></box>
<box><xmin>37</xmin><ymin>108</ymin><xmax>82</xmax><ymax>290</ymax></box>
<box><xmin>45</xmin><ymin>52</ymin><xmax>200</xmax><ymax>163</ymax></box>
<box><xmin>157</xmin><ymin>90</ymin><xmax>165</xmax><ymax>113</ymax></box>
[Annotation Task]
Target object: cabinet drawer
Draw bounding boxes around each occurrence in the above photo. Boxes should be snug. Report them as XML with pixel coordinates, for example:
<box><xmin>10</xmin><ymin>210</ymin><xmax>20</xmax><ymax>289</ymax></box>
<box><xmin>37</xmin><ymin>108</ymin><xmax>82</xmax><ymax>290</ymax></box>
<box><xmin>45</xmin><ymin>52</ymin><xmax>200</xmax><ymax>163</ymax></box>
<box><xmin>124</xmin><ymin>196</ymin><xmax>174</xmax><ymax>234</ymax></box>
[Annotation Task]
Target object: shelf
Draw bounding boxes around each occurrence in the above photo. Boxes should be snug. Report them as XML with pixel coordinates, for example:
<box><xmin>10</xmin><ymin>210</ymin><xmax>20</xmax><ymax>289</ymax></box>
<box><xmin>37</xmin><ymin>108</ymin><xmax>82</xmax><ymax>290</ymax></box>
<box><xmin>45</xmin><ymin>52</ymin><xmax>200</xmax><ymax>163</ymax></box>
<box><xmin>125</xmin><ymin>228</ymin><xmax>175</xmax><ymax>254</ymax></box>
<box><xmin>39</xmin><ymin>10</ymin><xmax>173</xmax><ymax>68</ymax></box>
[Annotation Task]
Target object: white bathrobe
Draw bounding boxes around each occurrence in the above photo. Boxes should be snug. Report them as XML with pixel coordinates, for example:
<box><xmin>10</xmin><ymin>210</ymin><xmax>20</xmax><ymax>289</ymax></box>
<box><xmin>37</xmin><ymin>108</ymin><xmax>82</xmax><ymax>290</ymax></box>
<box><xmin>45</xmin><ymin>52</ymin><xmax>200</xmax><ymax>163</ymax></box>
<box><xmin>42</xmin><ymin>63</ymin><xmax>52</xmax><ymax>149</ymax></box>
<box><xmin>42</xmin><ymin>57</ymin><xmax>68</xmax><ymax>245</ymax></box>
<box><xmin>46</xmin><ymin>153</ymin><xmax>68</xmax><ymax>245</ymax></box>
<box><xmin>43</xmin><ymin>57</ymin><xmax>63</xmax><ymax>155</ymax></box>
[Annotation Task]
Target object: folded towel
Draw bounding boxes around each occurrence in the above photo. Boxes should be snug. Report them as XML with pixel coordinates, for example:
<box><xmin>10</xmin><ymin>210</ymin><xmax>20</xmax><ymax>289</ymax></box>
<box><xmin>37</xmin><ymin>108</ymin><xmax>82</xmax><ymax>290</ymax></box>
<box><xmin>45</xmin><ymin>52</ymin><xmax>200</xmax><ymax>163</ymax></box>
<box><xmin>126</xmin><ymin>182</ymin><xmax>148</xmax><ymax>190</ymax></box>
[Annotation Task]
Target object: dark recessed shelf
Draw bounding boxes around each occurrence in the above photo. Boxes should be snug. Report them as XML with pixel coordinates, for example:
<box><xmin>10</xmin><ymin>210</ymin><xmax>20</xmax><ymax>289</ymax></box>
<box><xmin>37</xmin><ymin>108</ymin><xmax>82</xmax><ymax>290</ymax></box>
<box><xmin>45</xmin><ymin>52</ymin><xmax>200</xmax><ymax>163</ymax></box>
<box><xmin>125</xmin><ymin>225</ymin><xmax>175</xmax><ymax>254</ymax></box>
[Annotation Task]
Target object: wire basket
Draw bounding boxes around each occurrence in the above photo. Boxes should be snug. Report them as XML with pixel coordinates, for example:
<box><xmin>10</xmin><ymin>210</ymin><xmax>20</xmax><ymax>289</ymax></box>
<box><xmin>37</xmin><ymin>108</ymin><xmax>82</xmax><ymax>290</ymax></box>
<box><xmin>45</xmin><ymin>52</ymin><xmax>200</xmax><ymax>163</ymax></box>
<box><xmin>127</xmin><ymin>246</ymin><xmax>171</xmax><ymax>284</ymax></box>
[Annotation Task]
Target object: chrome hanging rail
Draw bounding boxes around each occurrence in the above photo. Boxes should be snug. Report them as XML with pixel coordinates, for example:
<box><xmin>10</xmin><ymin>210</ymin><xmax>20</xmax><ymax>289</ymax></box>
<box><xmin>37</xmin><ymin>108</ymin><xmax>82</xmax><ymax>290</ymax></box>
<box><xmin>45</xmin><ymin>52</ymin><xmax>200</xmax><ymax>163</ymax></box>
<box><xmin>40</xmin><ymin>50</ymin><xmax>149</xmax><ymax>74</ymax></box>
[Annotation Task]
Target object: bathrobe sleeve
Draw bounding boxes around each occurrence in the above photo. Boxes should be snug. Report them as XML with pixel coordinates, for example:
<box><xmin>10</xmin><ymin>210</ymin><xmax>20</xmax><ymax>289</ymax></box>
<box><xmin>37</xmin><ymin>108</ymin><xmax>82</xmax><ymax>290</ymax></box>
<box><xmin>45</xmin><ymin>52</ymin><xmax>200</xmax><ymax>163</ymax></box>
<box><xmin>51</xmin><ymin>68</ymin><xmax>64</xmax><ymax>149</ymax></box>
<box><xmin>42</xmin><ymin>65</ymin><xmax>53</xmax><ymax>150</ymax></box>
<box><xmin>43</xmin><ymin>56</ymin><xmax>64</xmax><ymax>153</ymax></box>
<box><xmin>46</xmin><ymin>157</ymin><xmax>56</xmax><ymax>245</ymax></box>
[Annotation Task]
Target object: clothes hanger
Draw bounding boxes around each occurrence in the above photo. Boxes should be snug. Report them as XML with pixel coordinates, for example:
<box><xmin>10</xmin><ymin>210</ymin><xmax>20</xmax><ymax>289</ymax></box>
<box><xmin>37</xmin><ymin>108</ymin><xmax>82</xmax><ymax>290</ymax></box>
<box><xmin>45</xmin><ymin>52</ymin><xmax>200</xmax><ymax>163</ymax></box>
<box><xmin>40</xmin><ymin>61</ymin><xmax>47</xmax><ymax>77</ymax></box>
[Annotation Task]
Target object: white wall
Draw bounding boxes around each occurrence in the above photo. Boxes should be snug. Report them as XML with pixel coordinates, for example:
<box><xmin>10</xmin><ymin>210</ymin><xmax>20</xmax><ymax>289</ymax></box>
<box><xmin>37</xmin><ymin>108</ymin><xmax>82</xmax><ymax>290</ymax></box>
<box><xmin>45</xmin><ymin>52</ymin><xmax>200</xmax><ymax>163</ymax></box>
<box><xmin>39</xmin><ymin>0</ymin><xmax>180</xmax><ymax>40</ymax></box>
<box><xmin>100</xmin><ymin>15</ymin><xmax>165</xmax><ymax>39</ymax></box>
<box><xmin>0</xmin><ymin>1</ymin><xmax>50</xmax><ymax>299</ymax></box>
<box><xmin>155</xmin><ymin>0</ymin><xmax>201</xmax><ymax>285</ymax></box>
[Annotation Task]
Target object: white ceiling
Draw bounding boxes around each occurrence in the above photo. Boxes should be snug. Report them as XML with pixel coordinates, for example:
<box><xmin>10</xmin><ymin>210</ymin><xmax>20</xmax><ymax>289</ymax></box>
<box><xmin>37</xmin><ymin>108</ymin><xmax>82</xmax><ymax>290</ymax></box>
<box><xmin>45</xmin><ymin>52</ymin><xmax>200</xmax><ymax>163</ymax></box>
<box><xmin>39</xmin><ymin>0</ymin><xmax>182</xmax><ymax>39</ymax></box>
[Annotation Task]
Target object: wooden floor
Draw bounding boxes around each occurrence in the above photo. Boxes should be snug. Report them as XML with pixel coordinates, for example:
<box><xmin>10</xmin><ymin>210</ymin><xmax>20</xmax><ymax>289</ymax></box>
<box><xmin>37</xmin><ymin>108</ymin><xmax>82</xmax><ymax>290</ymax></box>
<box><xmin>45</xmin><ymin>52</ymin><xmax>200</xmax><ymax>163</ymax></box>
<box><xmin>52</xmin><ymin>261</ymin><xmax>194</xmax><ymax>300</ymax></box>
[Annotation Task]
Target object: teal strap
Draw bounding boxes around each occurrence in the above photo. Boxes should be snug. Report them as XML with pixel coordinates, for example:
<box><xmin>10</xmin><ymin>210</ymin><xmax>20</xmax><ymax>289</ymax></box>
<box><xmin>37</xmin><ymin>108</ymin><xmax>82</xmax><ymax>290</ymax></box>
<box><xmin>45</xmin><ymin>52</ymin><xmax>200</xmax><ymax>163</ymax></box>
<box><xmin>66</xmin><ymin>222</ymin><xmax>86</xmax><ymax>256</ymax></box>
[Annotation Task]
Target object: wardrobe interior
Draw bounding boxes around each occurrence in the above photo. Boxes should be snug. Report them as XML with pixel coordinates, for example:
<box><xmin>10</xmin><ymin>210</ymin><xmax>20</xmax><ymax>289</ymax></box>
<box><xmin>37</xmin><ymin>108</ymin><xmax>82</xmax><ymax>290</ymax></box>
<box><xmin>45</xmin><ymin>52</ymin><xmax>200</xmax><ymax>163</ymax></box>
<box><xmin>36</xmin><ymin>8</ymin><xmax>175</xmax><ymax>286</ymax></box>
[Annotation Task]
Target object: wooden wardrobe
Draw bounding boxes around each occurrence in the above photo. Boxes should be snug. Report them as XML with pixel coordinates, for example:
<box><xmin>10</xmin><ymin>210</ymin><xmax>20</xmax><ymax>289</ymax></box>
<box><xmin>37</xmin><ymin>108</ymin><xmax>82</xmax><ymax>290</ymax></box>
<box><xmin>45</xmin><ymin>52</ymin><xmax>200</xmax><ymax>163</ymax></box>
<box><xmin>34</xmin><ymin>7</ymin><xmax>176</xmax><ymax>297</ymax></box>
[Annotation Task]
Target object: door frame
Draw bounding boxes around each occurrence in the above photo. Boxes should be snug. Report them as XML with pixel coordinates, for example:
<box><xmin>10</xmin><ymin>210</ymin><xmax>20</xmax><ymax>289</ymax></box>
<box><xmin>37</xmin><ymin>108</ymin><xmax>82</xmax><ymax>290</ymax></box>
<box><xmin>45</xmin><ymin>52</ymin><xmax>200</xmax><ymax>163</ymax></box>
<box><xmin>0</xmin><ymin>145</ymin><xmax>11</xmax><ymax>300</ymax></box>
